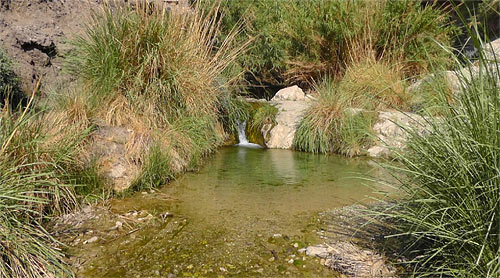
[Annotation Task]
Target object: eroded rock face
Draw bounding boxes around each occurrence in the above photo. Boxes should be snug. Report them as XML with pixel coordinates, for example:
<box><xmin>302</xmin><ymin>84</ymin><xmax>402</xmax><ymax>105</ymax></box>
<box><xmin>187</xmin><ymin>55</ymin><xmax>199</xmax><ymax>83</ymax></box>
<box><xmin>262</xmin><ymin>100</ymin><xmax>310</xmax><ymax>149</ymax></box>
<box><xmin>0</xmin><ymin>0</ymin><xmax>103</xmax><ymax>92</ymax></box>
<box><xmin>90</xmin><ymin>126</ymin><xmax>146</xmax><ymax>192</ymax></box>
<box><xmin>271</xmin><ymin>85</ymin><xmax>306</xmax><ymax>101</ymax></box>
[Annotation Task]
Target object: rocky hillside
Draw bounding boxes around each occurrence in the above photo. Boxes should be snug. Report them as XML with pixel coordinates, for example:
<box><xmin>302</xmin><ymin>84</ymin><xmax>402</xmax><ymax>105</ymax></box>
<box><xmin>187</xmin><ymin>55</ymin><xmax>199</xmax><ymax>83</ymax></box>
<box><xmin>0</xmin><ymin>0</ymin><xmax>189</xmax><ymax>93</ymax></box>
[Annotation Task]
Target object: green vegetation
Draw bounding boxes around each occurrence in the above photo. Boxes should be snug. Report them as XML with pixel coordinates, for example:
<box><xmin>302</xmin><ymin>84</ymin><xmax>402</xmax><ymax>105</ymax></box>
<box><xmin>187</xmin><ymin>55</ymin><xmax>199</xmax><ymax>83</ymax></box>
<box><xmin>249</xmin><ymin>102</ymin><xmax>278</xmax><ymax>131</ymax></box>
<box><xmin>293</xmin><ymin>79</ymin><xmax>376</xmax><ymax>156</ymax></box>
<box><xmin>217</xmin><ymin>94</ymin><xmax>252</xmax><ymax>135</ymax></box>
<box><xmin>379</xmin><ymin>37</ymin><xmax>500</xmax><ymax>276</ymax></box>
<box><xmin>0</xmin><ymin>49</ymin><xmax>24</xmax><ymax>107</ymax></box>
<box><xmin>0</xmin><ymin>92</ymin><xmax>90</xmax><ymax>277</ymax></box>
<box><xmin>215</xmin><ymin>0</ymin><xmax>456</xmax><ymax>90</ymax></box>
<box><xmin>294</xmin><ymin>60</ymin><xmax>404</xmax><ymax>156</ymax></box>
<box><xmin>67</xmin><ymin>2</ymin><xmax>248</xmax><ymax>190</ymax></box>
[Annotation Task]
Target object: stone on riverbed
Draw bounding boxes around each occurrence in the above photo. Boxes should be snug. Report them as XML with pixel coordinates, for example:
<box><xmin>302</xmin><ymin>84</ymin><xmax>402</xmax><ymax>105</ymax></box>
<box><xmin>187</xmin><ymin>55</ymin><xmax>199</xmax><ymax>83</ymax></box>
<box><xmin>305</xmin><ymin>245</ymin><xmax>329</xmax><ymax>258</ymax></box>
<box><xmin>306</xmin><ymin>242</ymin><xmax>397</xmax><ymax>277</ymax></box>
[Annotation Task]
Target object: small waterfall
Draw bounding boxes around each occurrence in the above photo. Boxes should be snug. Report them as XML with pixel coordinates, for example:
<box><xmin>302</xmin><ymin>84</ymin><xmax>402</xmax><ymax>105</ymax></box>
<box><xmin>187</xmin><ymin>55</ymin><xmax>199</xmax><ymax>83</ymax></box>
<box><xmin>237</xmin><ymin>121</ymin><xmax>249</xmax><ymax>144</ymax></box>
<box><xmin>236</xmin><ymin>121</ymin><xmax>262</xmax><ymax>148</ymax></box>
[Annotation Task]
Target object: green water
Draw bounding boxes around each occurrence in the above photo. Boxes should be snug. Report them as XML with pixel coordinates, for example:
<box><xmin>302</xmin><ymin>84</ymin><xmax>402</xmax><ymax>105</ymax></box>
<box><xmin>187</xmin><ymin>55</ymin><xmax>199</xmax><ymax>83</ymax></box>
<box><xmin>75</xmin><ymin>147</ymin><xmax>386</xmax><ymax>277</ymax></box>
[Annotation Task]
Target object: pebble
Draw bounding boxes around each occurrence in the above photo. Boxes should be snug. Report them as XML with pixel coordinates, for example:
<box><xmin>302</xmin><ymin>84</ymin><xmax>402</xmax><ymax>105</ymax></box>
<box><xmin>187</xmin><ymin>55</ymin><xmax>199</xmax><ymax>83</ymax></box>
<box><xmin>219</xmin><ymin>267</ymin><xmax>227</xmax><ymax>272</ymax></box>
<box><xmin>138</xmin><ymin>214</ymin><xmax>154</xmax><ymax>221</ymax></box>
<box><xmin>272</xmin><ymin>233</ymin><xmax>282</xmax><ymax>238</ymax></box>
<box><xmin>293</xmin><ymin>243</ymin><xmax>299</xmax><ymax>248</ymax></box>
<box><xmin>287</xmin><ymin>259</ymin><xmax>294</xmax><ymax>264</ymax></box>
<box><xmin>84</xmin><ymin>236</ymin><xmax>99</xmax><ymax>244</ymax></box>
<box><xmin>268</xmin><ymin>257</ymin><xmax>275</xmax><ymax>262</ymax></box>
<box><xmin>186</xmin><ymin>265</ymin><xmax>193</xmax><ymax>270</ymax></box>
<box><xmin>256</xmin><ymin>268</ymin><xmax>264</xmax><ymax>274</ymax></box>
<box><xmin>298</xmin><ymin>248</ymin><xmax>306</xmax><ymax>254</ymax></box>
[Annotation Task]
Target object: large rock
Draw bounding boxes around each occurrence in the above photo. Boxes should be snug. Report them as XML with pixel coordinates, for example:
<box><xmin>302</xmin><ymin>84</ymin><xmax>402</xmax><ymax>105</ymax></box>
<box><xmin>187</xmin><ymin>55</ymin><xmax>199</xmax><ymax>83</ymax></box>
<box><xmin>485</xmin><ymin>38</ymin><xmax>500</xmax><ymax>62</ymax></box>
<box><xmin>367</xmin><ymin>110</ymin><xmax>426</xmax><ymax>158</ymax></box>
<box><xmin>91</xmin><ymin>126</ymin><xmax>142</xmax><ymax>192</ymax></box>
<box><xmin>272</xmin><ymin>85</ymin><xmax>306</xmax><ymax>101</ymax></box>
<box><xmin>262</xmin><ymin>100</ymin><xmax>310</xmax><ymax>149</ymax></box>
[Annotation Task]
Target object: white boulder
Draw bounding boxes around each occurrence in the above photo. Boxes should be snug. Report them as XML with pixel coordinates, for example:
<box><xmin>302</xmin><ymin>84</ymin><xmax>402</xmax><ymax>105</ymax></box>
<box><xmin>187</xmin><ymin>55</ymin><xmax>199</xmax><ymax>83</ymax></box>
<box><xmin>272</xmin><ymin>85</ymin><xmax>306</xmax><ymax>101</ymax></box>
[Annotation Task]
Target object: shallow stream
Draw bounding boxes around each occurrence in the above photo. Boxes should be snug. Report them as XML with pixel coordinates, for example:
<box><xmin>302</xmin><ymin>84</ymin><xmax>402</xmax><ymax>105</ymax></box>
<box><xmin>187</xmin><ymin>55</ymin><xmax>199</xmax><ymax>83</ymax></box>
<box><xmin>72</xmin><ymin>147</ymin><xmax>387</xmax><ymax>277</ymax></box>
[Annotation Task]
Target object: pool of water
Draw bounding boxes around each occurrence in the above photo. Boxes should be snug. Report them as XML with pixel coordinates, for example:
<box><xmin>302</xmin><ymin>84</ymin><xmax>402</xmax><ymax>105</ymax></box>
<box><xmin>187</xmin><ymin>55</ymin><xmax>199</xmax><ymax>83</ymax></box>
<box><xmin>75</xmin><ymin>147</ymin><xmax>387</xmax><ymax>277</ymax></box>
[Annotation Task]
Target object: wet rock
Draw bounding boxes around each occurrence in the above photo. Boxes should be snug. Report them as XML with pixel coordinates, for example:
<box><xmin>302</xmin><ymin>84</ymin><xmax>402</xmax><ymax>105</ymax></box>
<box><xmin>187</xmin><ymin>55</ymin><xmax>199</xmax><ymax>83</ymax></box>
<box><xmin>110</xmin><ymin>221</ymin><xmax>123</xmax><ymax>230</ymax></box>
<box><xmin>367</xmin><ymin>145</ymin><xmax>391</xmax><ymax>158</ymax></box>
<box><xmin>272</xmin><ymin>85</ymin><xmax>306</xmax><ymax>101</ymax></box>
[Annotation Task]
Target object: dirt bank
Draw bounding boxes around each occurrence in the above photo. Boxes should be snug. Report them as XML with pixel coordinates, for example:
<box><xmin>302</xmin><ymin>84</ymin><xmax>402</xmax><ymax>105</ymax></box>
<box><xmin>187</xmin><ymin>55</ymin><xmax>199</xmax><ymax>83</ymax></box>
<box><xmin>0</xmin><ymin>0</ymin><xmax>103</xmax><ymax>92</ymax></box>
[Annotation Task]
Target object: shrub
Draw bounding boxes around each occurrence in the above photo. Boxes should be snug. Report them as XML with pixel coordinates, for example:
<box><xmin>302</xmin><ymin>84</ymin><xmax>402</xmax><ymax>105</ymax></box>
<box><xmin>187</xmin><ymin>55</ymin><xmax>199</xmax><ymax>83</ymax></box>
<box><xmin>380</xmin><ymin>39</ymin><xmax>500</xmax><ymax>277</ymax></box>
<box><xmin>215</xmin><ymin>0</ymin><xmax>456</xmax><ymax>88</ymax></box>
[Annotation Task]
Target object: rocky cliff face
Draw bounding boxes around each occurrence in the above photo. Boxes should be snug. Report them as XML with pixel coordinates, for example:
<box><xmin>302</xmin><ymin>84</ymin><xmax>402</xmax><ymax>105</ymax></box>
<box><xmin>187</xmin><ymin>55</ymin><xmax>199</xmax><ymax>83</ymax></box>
<box><xmin>0</xmin><ymin>0</ymin><xmax>103</xmax><ymax>92</ymax></box>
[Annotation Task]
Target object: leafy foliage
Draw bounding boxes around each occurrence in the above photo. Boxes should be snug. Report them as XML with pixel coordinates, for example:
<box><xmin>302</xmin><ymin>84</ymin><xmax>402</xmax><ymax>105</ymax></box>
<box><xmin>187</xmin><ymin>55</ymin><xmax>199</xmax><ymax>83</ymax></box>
<box><xmin>214</xmin><ymin>0</ymin><xmax>456</xmax><ymax>88</ymax></box>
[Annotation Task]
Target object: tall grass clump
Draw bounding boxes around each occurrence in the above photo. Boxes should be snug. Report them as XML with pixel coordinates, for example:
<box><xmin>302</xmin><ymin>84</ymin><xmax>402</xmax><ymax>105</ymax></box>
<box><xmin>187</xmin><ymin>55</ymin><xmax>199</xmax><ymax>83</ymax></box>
<box><xmin>293</xmin><ymin>79</ymin><xmax>376</xmax><ymax>156</ymax></box>
<box><xmin>68</xmin><ymin>1</ymin><xmax>246</xmax><ymax>127</ymax></box>
<box><xmin>379</xmin><ymin>35</ymin><xmax>500</xmax><ymax>277</ymax></box>
<box><xmin>249</xmin><ymin>102</ymin><xmax>278</xmax><ymax>131</ymax></box>
<box><xmin>67</xmin><ymin>1</ymin><xmax>248</xmax><ymax>189</ymax></box>
<box><xmin>294</xmin><ymin>58</ymin><xmax>407</xmax><ymax>156</ymax></box>
<box><xmin>0</xmin><ymin>93</ymin><xmax>91</xmax><ymax>277</ymax></box>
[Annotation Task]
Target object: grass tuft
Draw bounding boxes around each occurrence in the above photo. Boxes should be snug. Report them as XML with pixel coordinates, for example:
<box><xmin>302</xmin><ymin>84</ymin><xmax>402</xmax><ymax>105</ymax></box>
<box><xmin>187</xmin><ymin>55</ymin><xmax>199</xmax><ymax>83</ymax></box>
<box><xmin>378</xmin><ymin>32</ymin><xmax>500</xmax><ymax>277</ymax></box>
<box><xmin>293</xmin><ymin>79</ymin><xmax>376</xmax><ymax>156</ymax></box>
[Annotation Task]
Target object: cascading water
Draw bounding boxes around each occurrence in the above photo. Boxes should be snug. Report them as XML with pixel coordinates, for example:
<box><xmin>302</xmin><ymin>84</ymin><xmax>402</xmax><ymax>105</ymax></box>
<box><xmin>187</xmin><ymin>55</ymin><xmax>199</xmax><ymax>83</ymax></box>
<box><xmin>236</xmin><ymin>121</ymin><xmax>262</xmax><ymax>148</ymax></box>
